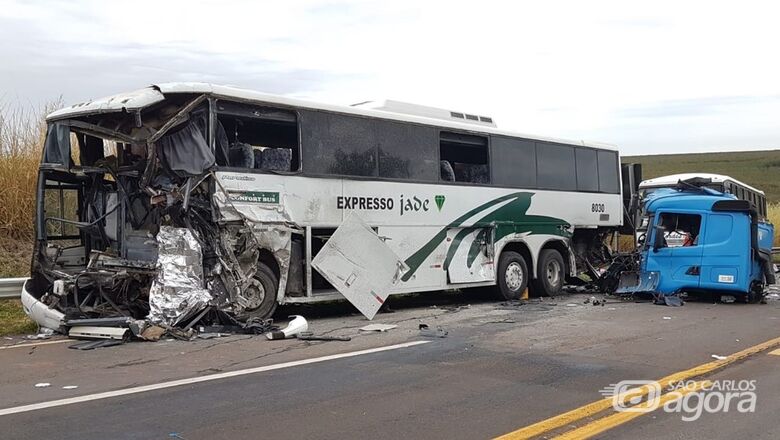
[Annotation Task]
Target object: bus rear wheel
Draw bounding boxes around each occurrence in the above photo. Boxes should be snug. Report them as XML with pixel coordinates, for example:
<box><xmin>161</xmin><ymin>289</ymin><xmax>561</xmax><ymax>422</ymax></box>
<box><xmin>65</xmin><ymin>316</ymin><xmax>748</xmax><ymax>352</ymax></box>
<box><xmin>497</xmin><ymin>251</ymin><xmax>529</xmax><ymax>300</ymax></box>
<box><xmin>531</xmin><ymin>249</ymin><xmax>565</xmax><ymax>296</ymax></box>
<box><xmin>237</xmin><ymin>263</ymin><xmax>279</xmax><ymax>320</ymax></box>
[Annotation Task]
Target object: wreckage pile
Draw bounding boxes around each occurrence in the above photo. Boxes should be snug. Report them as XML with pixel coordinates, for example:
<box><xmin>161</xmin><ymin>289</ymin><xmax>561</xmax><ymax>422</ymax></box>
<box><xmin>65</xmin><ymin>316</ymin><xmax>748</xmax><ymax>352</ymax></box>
<box><xmin>27</xmin><ymin>94</ymin><xmax>299</xmax><ymax>343</ymax></box>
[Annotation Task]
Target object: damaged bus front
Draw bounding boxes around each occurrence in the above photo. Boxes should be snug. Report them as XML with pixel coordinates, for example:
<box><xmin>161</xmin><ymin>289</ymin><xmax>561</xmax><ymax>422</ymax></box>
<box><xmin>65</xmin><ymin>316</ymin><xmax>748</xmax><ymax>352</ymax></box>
<box><xmin>23</xmin><ymin>86</ymin><xmax>291</xmax><ymax>332</ymax></box>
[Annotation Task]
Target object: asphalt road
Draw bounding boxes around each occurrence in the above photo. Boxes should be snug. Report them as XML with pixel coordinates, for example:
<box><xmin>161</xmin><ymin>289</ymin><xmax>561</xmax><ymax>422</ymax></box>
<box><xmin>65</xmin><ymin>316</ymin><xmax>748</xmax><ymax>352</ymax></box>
<box><xmin>1</xmin><ymin>290</ymin><xmax>778</xmax><ymax>439</ymax></box>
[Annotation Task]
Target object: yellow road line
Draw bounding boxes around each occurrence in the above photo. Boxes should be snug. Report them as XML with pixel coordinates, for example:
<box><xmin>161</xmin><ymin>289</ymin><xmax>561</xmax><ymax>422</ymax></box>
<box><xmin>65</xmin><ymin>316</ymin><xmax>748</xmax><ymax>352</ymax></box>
<box><xmin>553</xmin><ymin>381</ymin><xmax>711</xmax><ymax>440</ymax></box>
<box><xmin>495</xmin><ymin>335</ymin><xmax>780</xmax><ymax>440</ymax></box>
<box><xmin>769</xmin><ymin>348</ymin><xmax>780</xmax><ymax>356</ymax></box>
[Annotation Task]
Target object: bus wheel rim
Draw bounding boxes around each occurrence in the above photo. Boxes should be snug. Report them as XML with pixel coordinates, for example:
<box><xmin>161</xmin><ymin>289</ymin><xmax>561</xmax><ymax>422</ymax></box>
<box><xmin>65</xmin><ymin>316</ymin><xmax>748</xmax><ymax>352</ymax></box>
<box><xmin>546</xmin><ymin>260</ymin><xmax>561</xmax><ymax>286</ymax></box>
<box><xmin>242</xmin><ymin>278</ymin><xmax>266</xmax><ymax>310</ymax></box>
<box><xmin>505</xmin><ymin>262</ymin><xmax>524</xmax><ymax>291</ymax></box>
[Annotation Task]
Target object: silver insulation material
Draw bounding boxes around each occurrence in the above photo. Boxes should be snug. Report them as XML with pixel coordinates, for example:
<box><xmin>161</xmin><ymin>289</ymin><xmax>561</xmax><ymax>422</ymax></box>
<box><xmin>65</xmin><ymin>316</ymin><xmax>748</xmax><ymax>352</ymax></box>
<box><xmin>147</xmin><ymin>226</ymin><xmax>212</xmax><ymax>326</ymax></box>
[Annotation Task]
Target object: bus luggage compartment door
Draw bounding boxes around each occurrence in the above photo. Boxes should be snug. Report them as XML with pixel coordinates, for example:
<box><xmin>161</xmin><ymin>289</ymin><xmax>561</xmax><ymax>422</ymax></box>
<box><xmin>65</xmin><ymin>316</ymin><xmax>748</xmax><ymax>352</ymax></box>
<box><xmin>311</xmin><ymin>213</ymin><xmax>407</xmax><ymax>320</ymax></box>
<box><xmin>445</xmin><ymin>227</ymin><xmax>495</xmax><ymax>284</ymax></box>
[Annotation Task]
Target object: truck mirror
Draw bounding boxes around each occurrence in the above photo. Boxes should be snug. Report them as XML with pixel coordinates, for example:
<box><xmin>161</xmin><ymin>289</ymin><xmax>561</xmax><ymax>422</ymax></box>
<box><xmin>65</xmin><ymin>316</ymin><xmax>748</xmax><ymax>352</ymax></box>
<box><xmin>652</xmin><ymin>225</ymin><xmax>666</xmax><ymax>252</ymax></box>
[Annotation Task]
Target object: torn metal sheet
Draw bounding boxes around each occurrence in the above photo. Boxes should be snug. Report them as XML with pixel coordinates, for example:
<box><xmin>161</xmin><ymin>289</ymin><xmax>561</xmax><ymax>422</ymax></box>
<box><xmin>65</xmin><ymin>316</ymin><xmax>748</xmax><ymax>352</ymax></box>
<box><xmin>251</xmin><ymin>225</ymin><xmax>293</xmax><ymax>300</ymax></box>
<box><xmin>147</xmin><ymin>226</ymin><xmax>212</xmax><ymax>326</ymax></box>
<box><xmin>312</xmin><ymin>213</ymin><xmax>407</xmax><ymax>320</ymax></box>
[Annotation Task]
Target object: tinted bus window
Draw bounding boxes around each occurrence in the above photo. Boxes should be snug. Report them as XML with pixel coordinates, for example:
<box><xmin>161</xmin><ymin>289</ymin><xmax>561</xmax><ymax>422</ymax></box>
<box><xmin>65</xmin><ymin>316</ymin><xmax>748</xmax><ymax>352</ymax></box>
<box><xmin>536</xmin><ymin>142</ymin><xmax>576</xmax><ymax>190</ymax></box>
<box><xmin>491</xmin><ymin>136</ymin><xmax>536</xmax><ymax>188</ymax></box>
<box><xmin>300</xmin><ymin>110</ymin><xmax>377</xmax><ymax>177</ymax></box>
<box><xmin>375</xmin><ymin>120</ymin><xmax>438</xmax><ymax>181</ymax></box>
<box><xmin>575</xmin><ymin>148</ymin><xmax>599</xmax><ymax>192</ymax></box>
<box><xmin>597</xmin><ymin>150</ymin><xmax>620</xmax><ymax>193</ymax></box>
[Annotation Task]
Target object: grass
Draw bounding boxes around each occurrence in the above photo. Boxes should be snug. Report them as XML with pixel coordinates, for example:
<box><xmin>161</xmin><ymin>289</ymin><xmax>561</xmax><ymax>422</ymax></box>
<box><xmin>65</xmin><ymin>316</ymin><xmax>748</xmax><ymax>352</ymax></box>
<box><xmin>624</xmin><ymin>150</ymin><xmax>780</xmax><ymax>245</ymax></box>
<box><xmin>623</xmin><ymin>149</ymin><xmax>780</xmax><ymax>203</ymax></box>
<box><xmin>0</xmin><ymin>299</ymin><xmax>37</xmax><ymax>336</ymax></box>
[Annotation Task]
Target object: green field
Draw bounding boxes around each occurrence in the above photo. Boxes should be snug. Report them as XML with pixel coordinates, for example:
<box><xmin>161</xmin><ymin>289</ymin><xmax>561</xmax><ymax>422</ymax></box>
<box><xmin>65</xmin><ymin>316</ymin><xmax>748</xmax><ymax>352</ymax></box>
<box><xmin>623</xmin><ymin>149</ymin><xmax>780</xmax><ymax>203</ymax></box>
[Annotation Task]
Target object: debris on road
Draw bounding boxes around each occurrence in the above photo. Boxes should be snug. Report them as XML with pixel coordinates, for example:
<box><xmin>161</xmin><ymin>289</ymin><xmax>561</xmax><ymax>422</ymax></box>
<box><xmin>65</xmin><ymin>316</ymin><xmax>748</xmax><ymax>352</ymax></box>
<box><xmin>296</xmin><ymin>332</ymin><xmax>351</xmax><ymax>342</ymax></box>
<box><xmin>419</xmin><ymin>323</ymin><xmax>448</xmax><ymax>338</ymax></box>
<box><xmin>69</xmin><ymin>339</ymin><xmax>125</xmax><ymax>350</ymax></box>
<box><xmin>25</xmin><ymin>328</ymin><xmax>54</xmax><ymax>340</ymax></box>
<box><xmin>266</xmin><ymin>315</ymin><xmax>308</xmax><ymax>340</ymax></box>
<box><xmin>359</xmin><ymin>324</ymin><xmax>397</xmax><ymax>332</ymax></box>
<box><xmin>663</xmin><ymin>316</ymin><xmax>672</xmax><ymax>320</ymax></box>
<box><xmin>720</xmin><ymin>295</ymin><xmax>736</xmax><ymax>303</ymax></box>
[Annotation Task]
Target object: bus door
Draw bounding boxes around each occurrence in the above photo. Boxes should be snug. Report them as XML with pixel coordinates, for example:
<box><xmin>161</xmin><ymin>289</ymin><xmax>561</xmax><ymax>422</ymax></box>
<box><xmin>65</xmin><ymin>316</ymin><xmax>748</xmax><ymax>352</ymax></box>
<box><xmin>445</xmin><ymin>226</ymin><xmax>495</xmax><ymax>283</ymax></box>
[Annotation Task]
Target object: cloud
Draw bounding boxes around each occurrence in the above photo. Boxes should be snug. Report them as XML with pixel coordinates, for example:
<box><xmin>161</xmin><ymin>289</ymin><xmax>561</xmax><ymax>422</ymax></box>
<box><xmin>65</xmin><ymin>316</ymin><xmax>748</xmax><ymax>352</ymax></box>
<box><xmin>1</xmin><ymin>0</ymin><xmax>780</xmax><ymax>155</ymax></box>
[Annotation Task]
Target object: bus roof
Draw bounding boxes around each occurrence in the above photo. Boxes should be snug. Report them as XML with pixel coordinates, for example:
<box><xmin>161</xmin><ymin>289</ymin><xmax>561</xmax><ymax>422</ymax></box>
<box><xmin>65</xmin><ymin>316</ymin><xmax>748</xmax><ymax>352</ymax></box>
<box><xmin>46</xmin><ymin>82</ymin><xmax>618</xmax><ymax>152</ymax></box>
<box><xmin>639</xmin><ymin>173</ymin><xmax>764</xmax><ymax>195</ymax></box>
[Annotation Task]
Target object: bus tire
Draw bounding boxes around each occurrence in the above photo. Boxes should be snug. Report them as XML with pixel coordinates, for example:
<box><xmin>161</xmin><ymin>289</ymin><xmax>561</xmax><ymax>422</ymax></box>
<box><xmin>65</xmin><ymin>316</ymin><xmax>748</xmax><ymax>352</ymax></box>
<box><xmin>532</xmin><ymin>249</ymin><xmax>565</xmax><ymax>296</ymax></box>
<box><xmin>497</xmin><ymin>251</ymin><xmax>529</xmax><ymax>300</ymax></box>
<box><xmin>238</xmin><ymin>263</ymin><xmax>278</xmax><ymax>320</ymax></box>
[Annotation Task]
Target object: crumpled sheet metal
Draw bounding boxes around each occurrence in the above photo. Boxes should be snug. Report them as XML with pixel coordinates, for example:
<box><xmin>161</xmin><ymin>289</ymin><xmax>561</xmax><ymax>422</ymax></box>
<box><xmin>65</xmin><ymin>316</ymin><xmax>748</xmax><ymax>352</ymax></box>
<box><xmin>251</xmin><ymin>226</ymin><xmax>293</xmax><ymax>301</ymax></box>
<box><xmin>147</xmin><ymin>226</ymin><xmax>212</xmax><ymax>326</ymax></box>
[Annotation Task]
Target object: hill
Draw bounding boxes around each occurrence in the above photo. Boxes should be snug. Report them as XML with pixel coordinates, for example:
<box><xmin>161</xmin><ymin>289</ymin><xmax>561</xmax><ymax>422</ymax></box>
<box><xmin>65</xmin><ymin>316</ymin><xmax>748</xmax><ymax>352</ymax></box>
<box><xmin>622</xmin><ymin>149</ymin><xmax>780</xmax><ymax>203</ymax></box>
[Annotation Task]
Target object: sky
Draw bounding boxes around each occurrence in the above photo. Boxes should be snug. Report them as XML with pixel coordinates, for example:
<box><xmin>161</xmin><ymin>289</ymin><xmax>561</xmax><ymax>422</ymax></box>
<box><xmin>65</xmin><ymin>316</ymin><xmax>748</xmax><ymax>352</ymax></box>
<box><xmin>1</xmin><ymin>0</ymin><xmax>780</xmax><ymax>155</ymax></box>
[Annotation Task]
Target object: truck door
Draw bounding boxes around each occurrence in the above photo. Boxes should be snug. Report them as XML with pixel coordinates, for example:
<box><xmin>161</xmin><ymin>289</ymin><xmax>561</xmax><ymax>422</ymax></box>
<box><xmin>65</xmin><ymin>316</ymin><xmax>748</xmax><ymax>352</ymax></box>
<box><xmin>654</xmin><ymin>212</ymin><xmax>704</xmax><ymax>292</ymax></box>
<box><xmin>699</xmin><ymin>213</ymin><xmax>750</xmax><ymax>292</ymax></box>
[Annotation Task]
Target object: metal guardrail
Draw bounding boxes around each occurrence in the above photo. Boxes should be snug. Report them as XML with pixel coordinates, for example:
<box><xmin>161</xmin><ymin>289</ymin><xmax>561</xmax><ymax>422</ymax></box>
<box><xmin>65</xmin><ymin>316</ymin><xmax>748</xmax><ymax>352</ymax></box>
<box><xmin>0</xmin><ymin>278</ymin><xmax>26</xmax><ymax>299</ymax></box>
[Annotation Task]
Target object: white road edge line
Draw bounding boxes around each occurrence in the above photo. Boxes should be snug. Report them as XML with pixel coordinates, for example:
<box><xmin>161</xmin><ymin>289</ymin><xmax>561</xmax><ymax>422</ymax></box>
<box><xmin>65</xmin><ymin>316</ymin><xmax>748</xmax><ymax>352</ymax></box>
<box><xmin>0</xmin><ymin>340</ymin><xmax>71</xmax><ymax>350</ymax></box>
<box><xmin>0</xmin><ymin>340</ymin><xmax>430</xmax><ymax>417</ymax></box>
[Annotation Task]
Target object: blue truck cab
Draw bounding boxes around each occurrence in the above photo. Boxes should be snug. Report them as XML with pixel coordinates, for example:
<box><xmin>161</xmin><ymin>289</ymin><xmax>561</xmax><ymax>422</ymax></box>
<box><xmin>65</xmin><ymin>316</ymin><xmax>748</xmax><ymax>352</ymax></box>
<box><xmin>624</xmin><ymin>187</ymin><xmax>774</xmax><ymax>299</ymax></box>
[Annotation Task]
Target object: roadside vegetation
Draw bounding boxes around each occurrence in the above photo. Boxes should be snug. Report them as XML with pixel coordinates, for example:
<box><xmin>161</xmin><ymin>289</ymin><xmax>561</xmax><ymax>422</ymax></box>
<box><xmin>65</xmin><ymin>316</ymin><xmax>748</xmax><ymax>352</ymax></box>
<box><xmin>0</xmin><ymin>101</ymin><xmax>54</xmax><ymax>336</ymax></box>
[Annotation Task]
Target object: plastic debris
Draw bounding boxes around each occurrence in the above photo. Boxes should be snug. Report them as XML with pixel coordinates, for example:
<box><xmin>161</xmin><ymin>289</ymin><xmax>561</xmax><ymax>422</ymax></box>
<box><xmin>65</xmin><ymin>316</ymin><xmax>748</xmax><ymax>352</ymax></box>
<box><xmin>359</xmin><ymin>324</ymin><xmax>398</xmax><ymax>332</ymax></box>
<box><xmin>34</xmin><ymin>383</ymin><xmax>51</xmax><ymax>388</ymax></box>
<box><xmin>663</xmin><ymin>316</ymin><xmax>672</xmax><ymax>320</ymax></box>
<box><xmin>266</xmin><ymin>315</ymin><xmax>308</xmax><ymax>340</ymax></box>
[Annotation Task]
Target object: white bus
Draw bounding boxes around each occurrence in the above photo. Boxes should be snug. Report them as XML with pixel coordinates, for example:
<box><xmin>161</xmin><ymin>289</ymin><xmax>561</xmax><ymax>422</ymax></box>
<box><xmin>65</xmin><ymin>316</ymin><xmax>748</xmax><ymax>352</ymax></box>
<box><xmin>23</xmin><ymin>83</ymin><xmax>624</xmax><ymax>327</ymax></box>
<box><xmin>634</xmin><ymin>173</ymin><xmax>768</xmax><ymax>247</ymax></box>
<box><xmin>639</xmin><ymin>173</ymin><xmax>767</xmax><ymax>219</ymax></box>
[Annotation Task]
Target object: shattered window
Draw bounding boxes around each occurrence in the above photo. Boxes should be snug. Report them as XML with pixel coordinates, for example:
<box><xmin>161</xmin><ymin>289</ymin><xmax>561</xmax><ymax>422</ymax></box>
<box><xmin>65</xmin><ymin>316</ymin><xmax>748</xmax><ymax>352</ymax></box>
<box><xmin>300</xmin><ymin>110</ymin><xmax>378</xmax><ymax>177</ymax></box>
<box><xmin>439</xmin><ymin>131</ymin><xmax>490</xmax><ymax>184</ymax></box>
<box><xmin>657</xmin><ymin>213</ymin><xmax>702</xmax><ymax>247</ymax></box>
<box><xmin>43</xmin><ymin>181</ymin><xmax>80</xmax><ymax>239</ymax></box>
<box><xmin>215</xmin><ymin>101</ymin><xmax>299</xmax><ymax>172</ymax></box>
<box><xmin>376</xmin><ymin>120</ymin><xmax>437</xmax><ymax>181</ymax></box>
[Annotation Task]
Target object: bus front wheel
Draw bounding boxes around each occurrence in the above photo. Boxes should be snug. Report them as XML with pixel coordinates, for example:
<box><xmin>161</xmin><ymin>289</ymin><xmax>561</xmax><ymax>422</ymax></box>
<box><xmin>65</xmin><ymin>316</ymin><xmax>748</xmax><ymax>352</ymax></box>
<box><xmin>497</xmin><ymin>251</ymin><xmax>529</xmax><ymax>300</ymax></box>
<box><xmin>531</xmin><ymin>249</ymin><xmax>565</xmax><ymax>296</ymax></box>
<box><xmin>237</xmin><ymin>263</ymin><xmax>279</xmax><ymax>320</ymax></box>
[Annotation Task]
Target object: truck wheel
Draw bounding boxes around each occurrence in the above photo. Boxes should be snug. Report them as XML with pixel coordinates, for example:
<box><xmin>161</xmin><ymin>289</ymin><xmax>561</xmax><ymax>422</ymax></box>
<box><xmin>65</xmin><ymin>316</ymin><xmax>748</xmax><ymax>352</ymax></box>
<box><xmin>532</xmin><ymin>249</ymin><xmax>565</xmax><ymax>296</ymax></box>
<box><xmin>497</xmin><ymin>251</ymin><xmax>529</xmax><ymax>300</ymax></box>
<box><xmin>238</xmin><ymin>263</ymin><xmax>278</xmax><ymax>320</ymax></box>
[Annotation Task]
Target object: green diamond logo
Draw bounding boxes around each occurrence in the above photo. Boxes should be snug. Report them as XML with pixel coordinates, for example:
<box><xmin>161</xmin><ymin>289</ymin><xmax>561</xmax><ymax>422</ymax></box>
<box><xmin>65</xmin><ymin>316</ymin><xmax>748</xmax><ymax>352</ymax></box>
<box><xmin>434</xmin><ymin>195</ymin><xmax>445</xmax><ymax>211</ymax></box>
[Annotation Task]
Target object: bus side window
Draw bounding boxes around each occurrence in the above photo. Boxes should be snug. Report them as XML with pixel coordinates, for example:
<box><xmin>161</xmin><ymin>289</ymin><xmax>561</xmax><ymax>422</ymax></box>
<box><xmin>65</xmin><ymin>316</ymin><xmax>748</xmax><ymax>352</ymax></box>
<box><xmin>439</xmin><ymin>131</ymin><xmax>489</xmax><ymax>184</ymax></box>
<box><xmin>215</xmin><ymin>101</ymin><xmax>299</xmax><ymax>172</ymax></box>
